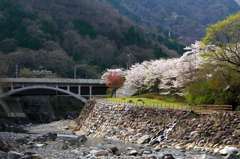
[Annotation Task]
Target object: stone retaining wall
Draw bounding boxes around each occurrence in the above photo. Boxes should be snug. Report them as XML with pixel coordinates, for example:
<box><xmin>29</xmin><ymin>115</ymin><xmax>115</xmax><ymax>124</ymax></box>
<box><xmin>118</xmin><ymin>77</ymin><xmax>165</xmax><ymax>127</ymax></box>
<box><xmin>75</xmin><ymin>100</ymin><xmax>240</xmax><ymax>149</ymax></box>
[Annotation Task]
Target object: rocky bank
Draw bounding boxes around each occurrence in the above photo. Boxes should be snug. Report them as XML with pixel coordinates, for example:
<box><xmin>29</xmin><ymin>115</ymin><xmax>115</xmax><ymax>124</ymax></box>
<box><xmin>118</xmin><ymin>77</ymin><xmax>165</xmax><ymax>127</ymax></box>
<box><xmin>75</xmin><ymin>99</ymin><xmax>240</xmax><ymax>156</ymax></box>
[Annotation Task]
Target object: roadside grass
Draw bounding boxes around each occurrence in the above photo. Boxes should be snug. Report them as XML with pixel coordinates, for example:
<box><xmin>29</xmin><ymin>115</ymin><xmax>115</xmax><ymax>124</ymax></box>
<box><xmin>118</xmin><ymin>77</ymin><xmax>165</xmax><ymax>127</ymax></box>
<box><xmin>104</xmin><ymin>93</ymin><xmax>190</xmax><ymax>109</ymax></box>
<box><xmin>102</xmin><ymin>93</ymin><xmax>233</xmax><ymax>112</ymax></box>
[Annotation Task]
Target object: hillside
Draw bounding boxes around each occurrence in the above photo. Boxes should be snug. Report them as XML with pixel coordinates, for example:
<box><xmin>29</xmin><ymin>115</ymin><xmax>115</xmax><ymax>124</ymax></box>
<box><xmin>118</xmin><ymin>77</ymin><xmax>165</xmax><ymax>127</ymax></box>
<box><xmin>0</xmin><ymin>0</ymin><xmax>239</xmax><ymax>79</ymax></box>
<box><xmin>0</xmin><ymin>0</ymin><xmax>184</xmax><ymax>78</ymax></box>
<box><xmin>106</xmin><ymin>0</ymin><xmax>240</xmax><ymax>45</ymax></box>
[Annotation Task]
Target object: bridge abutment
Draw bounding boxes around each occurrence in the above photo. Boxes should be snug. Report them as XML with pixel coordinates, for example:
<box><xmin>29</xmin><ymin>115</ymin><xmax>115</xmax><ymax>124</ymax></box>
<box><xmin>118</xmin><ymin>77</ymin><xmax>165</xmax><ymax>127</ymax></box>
<box><xmin>0</xmin><ymin>97</ymin><xmax>26</xmax><ymax>117</ymax></box>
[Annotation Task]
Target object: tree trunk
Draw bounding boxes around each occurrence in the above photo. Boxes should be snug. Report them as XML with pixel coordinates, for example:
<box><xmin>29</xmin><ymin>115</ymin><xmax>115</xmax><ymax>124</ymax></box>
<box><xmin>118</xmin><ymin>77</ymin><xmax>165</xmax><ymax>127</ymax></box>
<box><xmin>110</xmin><ymin>87</ymin><xmax>117</xmax><ymax>98</ymax></box>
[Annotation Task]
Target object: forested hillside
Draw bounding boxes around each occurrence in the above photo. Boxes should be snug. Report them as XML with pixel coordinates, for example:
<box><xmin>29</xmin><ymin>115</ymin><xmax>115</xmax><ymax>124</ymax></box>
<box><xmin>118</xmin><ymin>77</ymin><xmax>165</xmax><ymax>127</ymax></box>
<box><xmin>0</xmin><ymin>0</ymin><xmax>185</xmax><ymax>78</ymax></box>
<box><xmin>106</xmin><ymin>0</ymin><xmax>240</xmax><ymax>45</ymax></box>
<box><xmin>0</xmin><ymin>0</ymin><xmax>239</xmax><ymax>79</ymax></box>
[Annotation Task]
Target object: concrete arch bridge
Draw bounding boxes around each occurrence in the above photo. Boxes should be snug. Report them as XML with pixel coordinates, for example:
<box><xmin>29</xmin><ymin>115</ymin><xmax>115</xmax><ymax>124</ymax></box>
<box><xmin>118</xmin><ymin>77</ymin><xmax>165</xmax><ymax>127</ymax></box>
<box><xmin>0</xmin><ymin>78</ymin><xmax>108</xmax><ymax>117</ymax></box>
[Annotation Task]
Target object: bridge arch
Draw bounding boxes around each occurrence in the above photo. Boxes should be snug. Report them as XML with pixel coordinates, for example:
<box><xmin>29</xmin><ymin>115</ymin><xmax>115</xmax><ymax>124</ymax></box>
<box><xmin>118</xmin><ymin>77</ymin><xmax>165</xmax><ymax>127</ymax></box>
<box><xmin>0</xmin><ymin>86</ymin><xmax>87</xmax><ymax>103</ymax></box>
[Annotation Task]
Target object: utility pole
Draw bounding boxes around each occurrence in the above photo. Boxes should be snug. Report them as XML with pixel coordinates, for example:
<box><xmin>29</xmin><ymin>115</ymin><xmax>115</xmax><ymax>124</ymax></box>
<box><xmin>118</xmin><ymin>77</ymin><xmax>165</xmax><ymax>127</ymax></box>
<box><xmin>127</xmin><ymin>53</ymin><xmax>131</xmax><ymax>69</ymax></box>
<box><xmin>74</xmin><ymin>64</ymin><xmax>80</xmax><ymax>79</ymax></box>
<box><xmin>15</xmin><ymin>65</ymin><xmax>18</xmax><ymax>78</ymax></box>
<box><xmin>74</xmin><ymin>64</ymin><xmax>77</xmax><ymax>79</ymax></box>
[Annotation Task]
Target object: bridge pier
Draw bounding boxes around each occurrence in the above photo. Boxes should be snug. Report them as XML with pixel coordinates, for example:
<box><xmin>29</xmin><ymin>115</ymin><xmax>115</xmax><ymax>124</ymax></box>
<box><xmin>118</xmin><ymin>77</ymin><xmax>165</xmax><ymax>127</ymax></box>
<box><xmin>78</xmin><ymin>85</ymin><xmax>81</xmax><ymax>95</ymax></box>
<box><xmin>89</xmin><ymin>85</ymin><xmax>92</xmax><ymax>99</ymax></box>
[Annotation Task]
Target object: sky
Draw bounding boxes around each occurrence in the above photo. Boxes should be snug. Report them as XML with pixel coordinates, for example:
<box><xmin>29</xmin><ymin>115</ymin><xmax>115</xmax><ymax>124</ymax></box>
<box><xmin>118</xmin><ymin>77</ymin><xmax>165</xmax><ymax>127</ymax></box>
<box><xmin>235</xmin><ymin>0</ymin><xmax>240</xmax><ymax>5</ymax></box>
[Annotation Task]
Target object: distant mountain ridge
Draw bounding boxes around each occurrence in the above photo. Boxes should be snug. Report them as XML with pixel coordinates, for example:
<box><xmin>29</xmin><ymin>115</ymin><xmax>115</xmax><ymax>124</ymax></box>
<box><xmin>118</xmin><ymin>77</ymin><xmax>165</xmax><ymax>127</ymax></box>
<box><xmin>106</xmin><ymin>0</ymin><xmax>240</xmax><ymax>45</ymax></box>
<box><xmin>0</xmin><ymin>0</ymin><xmax>239</xmax><ymax>78</ymax></box>
<box><xmin>0</xmin><ymin>0</ymin><xmax>186</xmax><ymax>78</ymax></box>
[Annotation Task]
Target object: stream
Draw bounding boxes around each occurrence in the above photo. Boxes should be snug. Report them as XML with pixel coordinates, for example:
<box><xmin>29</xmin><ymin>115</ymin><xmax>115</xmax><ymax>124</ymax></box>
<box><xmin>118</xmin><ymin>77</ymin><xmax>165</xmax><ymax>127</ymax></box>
<box><xmin>57</xmin><ymin>134</ymin><xmax>224</xmax><ymax>159</ymax></box>
<box><xmin>0</xmin><ymin>125</ymin><xmax>226</xmax><ymax>159</ymax></box>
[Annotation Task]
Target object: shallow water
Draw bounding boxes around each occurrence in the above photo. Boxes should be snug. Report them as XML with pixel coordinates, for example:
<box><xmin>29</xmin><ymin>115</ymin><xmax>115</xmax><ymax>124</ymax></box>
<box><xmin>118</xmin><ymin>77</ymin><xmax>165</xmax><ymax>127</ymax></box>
<box><xmin>58</xmin><ymin>134</ymin><xmax>224</xmax><ymax>159</ymax></box>
<box><xmin>0</xmin><ymin>126</ymin><xmax>225</xmax><ymax>159</ymax></box>
<box><xmin>0</xmin><ymin>126</ymin><xmax>28</xmax><ymax>133</ymax></box>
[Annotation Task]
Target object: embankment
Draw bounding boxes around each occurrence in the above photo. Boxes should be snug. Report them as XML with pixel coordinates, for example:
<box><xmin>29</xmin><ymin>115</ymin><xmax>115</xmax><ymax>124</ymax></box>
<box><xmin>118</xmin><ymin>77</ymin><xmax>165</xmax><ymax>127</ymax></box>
<box><xmin>75</xmin><ymin>100</ymin><xmax>240</xmax><ymax>152</ymax></box>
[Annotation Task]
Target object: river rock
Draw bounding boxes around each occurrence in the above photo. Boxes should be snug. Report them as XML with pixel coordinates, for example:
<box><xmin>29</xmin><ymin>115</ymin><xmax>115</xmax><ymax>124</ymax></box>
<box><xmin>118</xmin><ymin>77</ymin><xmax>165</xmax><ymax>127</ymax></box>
<box><xmin>34</xmin><ymin>133</ymin><xmax>57</xmax><ymax>142</ymax></box>
<box><xmin>35</xmin><ymin>143</ymin><xmax>47</xmax><ymax>148</ymax></box>
<box><xmin>29</xmin><ymin>154</ymin><xmax>43</xmax><ymax>159</ymax></box>
<box><xmin>224</xmin><ymin>153</ymin><xmax>240</xmax><ymax>159</ymax></box>
<box><xmin>97</xmin><ymin>144</ymin><xmax>118</xmax><ymax>152</ymax></box>
<box><xmin>186</xmin><ymin>143</ymin><xmax>195</xmax><ymax>150</ymax></box>
<box><xmin>76</xmin><ymin>135</ymin><xmax>87</xmax><ymax>142</ymax></box>
<box><xmin>24</xmin><ymin>152</ymin><xmax>37</xmax><ymax>156</ymax></box>
<box><xmin>129</xmin><ymin>149</ymin><xmax>138</xmax><ymax>156</ymax></box>
<box><xmin>0</xmin><ymin>138</ymin><xmax>11</xmax><ymax>152</ymax></box>
<box><xmin>15</xmin><ymin>137</ymin><xmax>30</xmax><ymax>145</ymax></box>
<box><xmin>212</xmin><ymin>136</ymin><xmax>221</xmax><ymax>145</ymax></box>
<box><xmin>139</xmin><ymin>148</ymin><xmax>152</xmax><ymax>154</ymax></box>
<box><xmin>146</xmin><ymin>154</ymin><xmax>158</xmax><ymax>159</ymax></box>
<box><xmin>45</xmin><ymin>132</ymin><xmax>57</xmax><ymax>141</ymax></box>
<box><xmin>196</xmin><ymin>154</ymin><xmax>207</xmax><ymax>159</ymax></box>
<box><xmin>113</xmin><ymin>150</ymin><xmax>121</xmax><ymax>156</ymax></box>
<box><xmin>8</xmin><ymin>151</ymin><xmax>24</xmax><ymax>159</ymax></box>
<box><xmin>90</xmin><ymin>150</ymin><xmax>109</xmax><ymax>156</ymax></box>
<box><xmin>137</xmin><ymin>135</ymin><xmax>151</xmax><ymax>144</ymax></box>
<box><xmin>62</xmin><ymin>143</ymin><xmax>68</xmax><ymax>150</ymax></box>
<box><xmin>219</xmin><ymin>146</ymin><xmax>239</xmax><ymax>155</ymax></box>
<box><xmin>162</xmin><ymin>154</ymin><xmax>175</xmax><ymax>159</ymax></box>
<box><xmin>0</xmin><ymin>151</ymin><xmax>7</xmax><ymax>159</ymax></box>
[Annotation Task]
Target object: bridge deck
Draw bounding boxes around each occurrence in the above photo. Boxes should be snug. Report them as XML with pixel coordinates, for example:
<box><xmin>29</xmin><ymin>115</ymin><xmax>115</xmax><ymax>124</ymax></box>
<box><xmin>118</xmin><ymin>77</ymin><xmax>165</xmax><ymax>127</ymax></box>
<box><xmin>0</xmin><ymin>78</ymin><xmax>105</xmax><ymax>85</ymax></box>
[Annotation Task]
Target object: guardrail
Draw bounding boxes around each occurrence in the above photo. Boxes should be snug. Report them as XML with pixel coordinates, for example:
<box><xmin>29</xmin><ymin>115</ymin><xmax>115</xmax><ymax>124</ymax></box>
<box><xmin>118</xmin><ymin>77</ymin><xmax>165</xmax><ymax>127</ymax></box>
<box><xmin>193</xmin><ymin>105</ymin><xmax>232</xmax><ymax>111</ymax></box>
<box><xmin>95</xmin><ymin>97</ymin><xmax>233</xmax><ymax>112</ymax></box>
<box><xmin>98</xmin><ymin>98</ymin><xmax>192</xmax><ymax>111</ymax></box>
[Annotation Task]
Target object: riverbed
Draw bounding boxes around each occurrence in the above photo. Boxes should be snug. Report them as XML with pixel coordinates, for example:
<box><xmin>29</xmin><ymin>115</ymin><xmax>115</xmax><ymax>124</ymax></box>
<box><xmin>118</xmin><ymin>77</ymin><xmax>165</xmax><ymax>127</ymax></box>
<box><xmin>0</xmin><ymin>120</ymin><xmax>228</xmax><ymax>159</ymax></box>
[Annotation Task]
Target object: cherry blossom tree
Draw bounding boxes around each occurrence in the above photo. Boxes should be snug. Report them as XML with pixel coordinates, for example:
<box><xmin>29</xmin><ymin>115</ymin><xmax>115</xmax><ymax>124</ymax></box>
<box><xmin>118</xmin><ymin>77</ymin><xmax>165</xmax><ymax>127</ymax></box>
<box><xmin>101</xmin><ymin>41</ymin><xmax>214</xmax><ymax>97</ymax></box>
<box><xmin>125</xmin><ymin>41</ymin><xmax>206</xmax><ymax>95</ymax></box>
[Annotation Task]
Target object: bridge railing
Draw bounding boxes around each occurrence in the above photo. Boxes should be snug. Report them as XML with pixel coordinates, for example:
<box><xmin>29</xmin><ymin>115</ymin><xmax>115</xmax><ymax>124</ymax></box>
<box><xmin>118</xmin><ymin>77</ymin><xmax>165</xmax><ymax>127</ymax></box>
<box><xmin>0</xmin><ymin>78</ymin><xmax>105</xmax><ymax>84</ymax></box>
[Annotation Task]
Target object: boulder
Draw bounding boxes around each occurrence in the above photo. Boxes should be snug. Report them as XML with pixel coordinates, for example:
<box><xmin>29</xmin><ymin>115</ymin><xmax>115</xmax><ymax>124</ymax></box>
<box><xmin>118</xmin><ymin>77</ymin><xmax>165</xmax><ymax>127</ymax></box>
<box><xmin>8</xmin><ymin>151</ymin><xmax>24</xmax><ymax>159</ymax></box>
<box><xmin>97</xmin><ymin>144</ymin><xmax>118</xmax><ymax>152</ymax></box>
<box><xmin>220</xmin><ymin>146</ymin><xmax>239</xmax><ymax>155</ymax></box>
<box><xmin>162</xmin><ymin>154</ymin><xmax>175</xmax><ymax>159</ymax></box>
<box><xmin>0</xmin><ymin>138</ymin><xmax>11</xmax><ymax>152</ymax></box>
<box><xmin>24</xmin><ymin>152</ymin><xmax>37</xmax><ymax>156</ymax></box>
<box><xmin>76</xmin><ymin>135</ymin><xmax>87</xmax><ymax>142</ymax></box>
<box><xmin>137</xmin><ymin>135</ymin><xmax>151</xmax><ymax>144</ymax></box>
<box><xmin>62</xmin><ymin>143</ymin><xmax>68</xmax><ymax>150</ymax></box>
<box><xmin>224</xmin><ymin>153</ymin><xmax>240</xmax><ymax>159</ymax></box>
<box><xmin>139</xmin><ymin>148</ymin><xmax>152</xmax><ymax>154</ymax></box>
<box><xmin>15</xmin><ymin>138</ymin><xmax>30</xmax><ymax>145</ymax></box>
<box><xmin>34</xmin><ymin>133</ymin><xmax>57</xmax><ymax>142</ymax></box>
<box><xmin>0</xmin><ymin>151</ymin><xmax>7</xmax><ymax>159</ymax></box>
<box><xmin>90</xmin><ymin>150</ymin><xmax>109</xmax><ymax>157</ymax></box>
<box><xmin>146</xmin><ymin>155</ymin><xmax>158</xmax><ymax>159</ymax></box>
<box><xmin>113</xmin><ymin>150</ymin><xmax>121</xmax><ymax>156</ymax></box>
<box><xmin>212</xmin><ymin>136</ymin><xmax>221</xmax><ymax>145</ymax></box>
<box><xmin>128</xmin><ymin>150</ymin><xmax>138</xmax><ymax>156</ymax></box>
<box><xmin>197</xmin><ymin>154</ymin><xmax>207</xmax><ymax>159</ymax></box>
<box><xmin>45</xmin><ymin>132</ymin><xmax>57</xmax><ymax>141</ymax></box>
<box><xmin>29</xmin><ymin>154</ymin><xmax>43</xmax><ymax>159</ymax></box>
